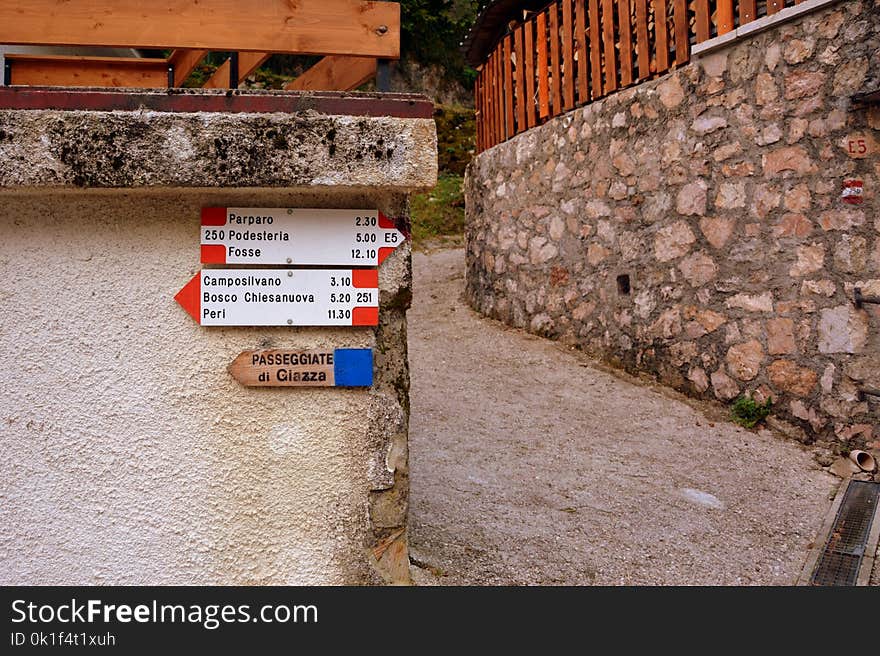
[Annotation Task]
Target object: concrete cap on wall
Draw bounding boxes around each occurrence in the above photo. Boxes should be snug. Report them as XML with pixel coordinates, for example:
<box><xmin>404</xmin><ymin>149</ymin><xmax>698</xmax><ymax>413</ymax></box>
<box><xmin>0</xmin><ymin>88</ymin><xmax>438</xmax><ymax>191</ymax></box>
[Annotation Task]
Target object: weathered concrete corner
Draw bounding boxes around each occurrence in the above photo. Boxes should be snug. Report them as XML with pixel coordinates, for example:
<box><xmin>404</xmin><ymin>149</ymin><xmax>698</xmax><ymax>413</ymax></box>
<box><xmin>0</xmin><ymin>102</ymin><xmax>437</xmax><ymax>191</ymax></box>
<box><xmin>0</xmin><ymin>90</ymin><xmax>435</xmax><ymax>585</ymax></box>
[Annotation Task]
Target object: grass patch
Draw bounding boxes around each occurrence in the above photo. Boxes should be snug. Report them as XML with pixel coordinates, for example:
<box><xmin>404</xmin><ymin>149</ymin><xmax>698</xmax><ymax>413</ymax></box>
<box><xmin>410</xmin><ymin>173</ymin><xmax>465</xmax><ymax>246</ymax></box>
<box><xmin>730</xmin><ymin>395</ymin><xmax>773</xmax><ymax>429</ymax></box>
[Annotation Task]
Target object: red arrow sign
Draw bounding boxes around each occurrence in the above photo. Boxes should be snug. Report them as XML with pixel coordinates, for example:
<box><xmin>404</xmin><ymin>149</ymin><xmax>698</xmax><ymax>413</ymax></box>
<box><xmin>174</xmin><ymin>269</ymin><xmax>379</xmax><ymax>326</ymax></box>
<box><xmin>200</xmin><ymin>207</ymin><xmax>408</xmax><ymax>266</ymax></box>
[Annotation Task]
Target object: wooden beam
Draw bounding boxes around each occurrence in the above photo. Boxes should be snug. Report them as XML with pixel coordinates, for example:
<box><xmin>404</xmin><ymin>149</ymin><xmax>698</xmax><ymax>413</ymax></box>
<box><xmin>4</xmin><ymin>54</ymin><xmax>168</xmax><ymax>88</ymax></box>
<box><xmin>502</xmin><ymin>36</ymin><xmax>514</xmax><ymax>139</ymax></box>
<box><xmin>588</xmin><ymin>0</ymin><xmax>602</xmax><ymax>98</ymax></box>
<box><xmin>654</xmin><ymin>0</ymin><xmax>669</xmax><ymax>72</ymax></box>
<box><xmin>536</xmin><ymin>11</ymin><xmax>550</xmax><ymax>118</ymax></box>
<box><xmin>284</xmin><ymin>56</ymin><xmax>378</xmax><ymax>92</ymax></box>
<box><xmin>202</xmin><ymin>52</ymin><xmax>270</xmax><ymax>89</ymax></box>
<box><xmin>0</xmin><ymin>0</ymin><xmax>400</xmax><ymax>58</ymax></box>
<box><xmin>561</xmin><ymin>0</ymin><xmax>575</xmax><ymax>111</ymax></box>
<box><xmin>524</xmin><ymin>20</ymin><xmax>537</xmax><ymax>128</ymax></box>
<box><xmin>513</xmin><ymin>27</ymin><xmax>527</xmax><ymax>132</ymax></box>
<box><xmin>168</xmin><ymin>50</ymin><xmax>207</xmax><ymax>87</ymax></box>
<box><xmin>673</xmin><ymin>0</ymin><xmax>689</xmax><ymax>66</ymax></box>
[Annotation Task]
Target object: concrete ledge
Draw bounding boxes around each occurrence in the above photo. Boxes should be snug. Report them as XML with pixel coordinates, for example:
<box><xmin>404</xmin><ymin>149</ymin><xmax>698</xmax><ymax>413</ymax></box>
<box><xmin>0</xmin><ymin>87</ymin><xmax>435</xmax><ymax>119</ymax></box>
<box><xmin>0</xmin><ymin>91</ymin><xmax>437</xmax><ymax>191</ymax></box>
<box><xmin>692</xmin><ymin>0</ymin><xmax>842</xmax><ymax>57</ymax></box>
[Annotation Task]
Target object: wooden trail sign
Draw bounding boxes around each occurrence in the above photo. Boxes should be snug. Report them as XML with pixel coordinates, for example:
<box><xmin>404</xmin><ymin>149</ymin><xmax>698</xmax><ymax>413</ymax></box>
<box><xmin>174</xmin><ymin>268</ymin><xmax>379</xmax><ymax>326</ymax></box>
<box><xmin>200</xmin><ymin>207</ymin><xmax>406</xmax><ymax>266</ymax></box>
<box><xmin>228</xmin><ymin>348</ymin><xmax>373</xmax><ymax>387</ymax></box>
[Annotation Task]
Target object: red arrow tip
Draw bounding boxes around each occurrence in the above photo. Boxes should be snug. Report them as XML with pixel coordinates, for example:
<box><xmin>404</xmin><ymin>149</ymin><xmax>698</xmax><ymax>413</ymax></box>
<box><xmin>174</xmin><ymin>273</ymin><xmax>201</xmax><ymax>324</ymax></box>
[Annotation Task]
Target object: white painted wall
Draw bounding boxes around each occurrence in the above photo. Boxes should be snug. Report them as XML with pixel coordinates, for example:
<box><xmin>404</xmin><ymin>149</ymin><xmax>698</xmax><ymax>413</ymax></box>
<box><xmin>0</xmin><ymin>188</ymin><xmax>407</xmax><ymax>584</ymax></box>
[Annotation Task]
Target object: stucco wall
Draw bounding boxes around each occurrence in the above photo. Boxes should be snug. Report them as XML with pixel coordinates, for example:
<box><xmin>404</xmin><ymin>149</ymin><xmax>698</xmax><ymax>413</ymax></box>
<box><xmin>465</xmin><ymin>0</ymin><xmax>880</xmax><ymax>451</ymax></box>
<box><xmin>0</xmin><ymin>100</ymin><xmax>436</xmax><ymax>584</ymax></box>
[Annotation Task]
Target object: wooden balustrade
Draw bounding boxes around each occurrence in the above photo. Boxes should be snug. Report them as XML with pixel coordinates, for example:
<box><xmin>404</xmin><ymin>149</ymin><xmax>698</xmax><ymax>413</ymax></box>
<box><xmin>475</xmin><ymin>0</ymin><xmax>801</xmax><ymax>152</ymax></box>
<box><xmin>0</xmin><ymin>0</ymin><xmax>399</xmax><ymax>91</ymax></box>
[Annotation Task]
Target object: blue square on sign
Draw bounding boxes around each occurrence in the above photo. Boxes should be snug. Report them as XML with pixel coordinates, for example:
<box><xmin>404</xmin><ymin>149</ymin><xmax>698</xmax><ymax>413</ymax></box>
<box><xmin>333</xmin><ymin>349</ymin><xmax>373</xmax><ymax>387</ymax></box>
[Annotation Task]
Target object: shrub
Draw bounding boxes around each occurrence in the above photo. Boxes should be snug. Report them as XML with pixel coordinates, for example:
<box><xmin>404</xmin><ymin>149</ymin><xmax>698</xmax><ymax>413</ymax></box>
<box><xmin>730</xmin><ymin>395</ymin><xmax>773</xmax><ymax>429</ymax></box>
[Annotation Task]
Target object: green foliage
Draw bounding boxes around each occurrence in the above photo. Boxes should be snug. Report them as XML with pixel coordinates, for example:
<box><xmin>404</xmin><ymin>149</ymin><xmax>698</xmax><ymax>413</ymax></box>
<box><xmin>400</xmin><ymin>0</ymin><xmax>480</xmax><ymax>89</ymax></box>
<box><xmin>410</xmin><ymin>173</ymin><xmax>465</xmax><ymax>245</ymax></box>
<box><xmin>730</xmin><ymin>395</ymin><xmax>773</xmax><ymax>429</ymax></box>
<box><xmin>434</xmin><ymin>104</ymin><xmax>475</xmax><ymax>175</ymax></box>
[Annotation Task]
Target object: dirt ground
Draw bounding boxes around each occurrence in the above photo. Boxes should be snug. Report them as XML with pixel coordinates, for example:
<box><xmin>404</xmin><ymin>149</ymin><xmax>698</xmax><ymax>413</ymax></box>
<box><xmin>407</xmin><ymin>247</ymin><xmax>842</xmax><ymax>585</ymax></box>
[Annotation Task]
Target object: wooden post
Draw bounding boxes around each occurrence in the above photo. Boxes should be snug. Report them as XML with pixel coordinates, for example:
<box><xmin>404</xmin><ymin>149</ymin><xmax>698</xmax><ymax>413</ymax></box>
<box><xmin>602</xmin><ymin>0</ymin><xmax>617</xmax><ymax>93</ymax></box>
<box><xmin>654</xmin><ymin>0</ymin><xmax>669</xmax><ymax>72</ymax></box>
<box><xmin>524</xmin><ymin>19</ymin><xmax>538</xmax><ymax>128</ymax></box>
<box><xmin>575</xmin><ymin>0</ymin><xmax>589</xmax><ymax>103</ymax></box>
<box><xmin>694</xmin><ymin>0</ymin><xmax>710</xmax><ymax>43</ymax></box>
<box><xmin>503</xmin><ymin>36</ymin><xmax>515</xmax><ymax>139</ymax></box>
<box><xmin>537</xmin><ymin>11</ymin><xmax>550</xmax><ymax>119</ymax></box>
<box><xmin>514</xmin><ymin>26</ymin><xmax>527</xmax><ymax>132</ymax></box>
<box><xmin>716</xmin><ymin>0</ymin><xmax>734</xmax><ymax>35</ymax></box>
<box><xmin>549</xmin><ymin>4</ymin><xmax>562</xmax><ymax>116</ymax></box>
<box><xmin>673</xmin><ymin>0</ymin><xmax>689</xmax><ymax>66</ymax></box>
<box><xmin>589</xmin><ymin>0</ymin><xmax>602</xmax><ymax>98</ymax></box>
<box><xmin>617</xmin><ymin>0</ymin><xmax>633</xmax><ymax>86</ymax></box>
<box><xmin>634</xmin><ymin>0</ymin><xmax>650</xmax><ymax>80</ymax></box>
<box><xmin>562</xmin><ymin>0</ymin><xmax>575</xmax><ymax>111</ymax></box>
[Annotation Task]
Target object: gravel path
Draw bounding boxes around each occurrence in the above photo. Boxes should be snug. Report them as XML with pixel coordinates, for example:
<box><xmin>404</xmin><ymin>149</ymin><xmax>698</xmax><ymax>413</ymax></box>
<box><xmin>407</xmin><ymin>247</ymin><xmax>840</xmax><ymax>585</ymax></box>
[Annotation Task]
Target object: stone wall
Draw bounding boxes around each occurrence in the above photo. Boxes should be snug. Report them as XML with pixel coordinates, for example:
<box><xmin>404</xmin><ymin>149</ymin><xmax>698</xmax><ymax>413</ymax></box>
<box><xmin>465</xmin><ymin>0</ymin><xmax>880</xmax><ymax>451</ymax></box>
<box><xmin>0</xmin><ymin>92</ymin><xmax>436</xmax><ymax>584</ymax></box>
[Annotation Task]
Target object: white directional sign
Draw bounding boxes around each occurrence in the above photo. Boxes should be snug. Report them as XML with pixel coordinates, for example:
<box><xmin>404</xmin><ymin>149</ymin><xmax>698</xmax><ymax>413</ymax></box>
<box><xmin>200</xmin><ymin>207</ymin><xmax>406</xmax><ymax>266</ymax></box>
<box><xmin>174</xmin><ymin>268</ymin><xmax>379</xmax><ymax>326</ymax></box>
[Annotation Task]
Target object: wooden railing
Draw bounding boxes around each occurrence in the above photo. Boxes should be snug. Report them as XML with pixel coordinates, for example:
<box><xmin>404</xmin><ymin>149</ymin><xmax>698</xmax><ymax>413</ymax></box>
<box><xmin>475</xmin><ymin>0</ymin><xmax>804</xmax><ymax>152</ymax></box>
<box><xmin>0</xmin><ymin>0</ymin><xmax>399</xmax><ymax>92</ymax></box>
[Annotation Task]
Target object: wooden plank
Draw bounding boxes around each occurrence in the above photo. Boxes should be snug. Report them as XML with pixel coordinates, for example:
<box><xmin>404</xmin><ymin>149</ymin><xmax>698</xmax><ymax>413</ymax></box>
<box><xmin>0</xmin><ymin>0</ymin><xmax>401</xmax><ymax>58</ymax></box>
<box><xmin>673</xmin><ymin>0</ymin><xmax>689</xmax><ymax>66</ymax></box>
<box><xmin>495</xmin><ymin>49</ymin><xmax>504</xmax><ymax>142</ymax></box>
<box><xmin>536</xmin><ymin>12</ymin><xmax>550</xmax><ymax>119</ymax></box>
<box><xmin>202</xmin><ymin>51</ymin><xmax>270</xmax><ymax>89</ymax></box>
<box><xmin>168</xmin><ymin>50</ymin><xmax>206</xmax><ymax>87</ymax></box>
<box><xmin>617</xmin><ymin>0</ymin><xmax>633</xmax><ymax>86</ymax></box>
<box><xmin>694</xmin><ymin>0</ymin><xmax>710</xmax><ymax>43</ymax></box>
<box><xmin>485</xmin><ymin>56</ymin><xmax>493</xmax><ymax>148</ymax></box>
<box><xmin>739</xmin><ymin>0</ymin><xmax>757</xmax><ymax>24</ymax></box>
<box><xmin>575</xmin><ymin>0</ymin><xmax>589</xmax><ymax>103</ymax></box>
<box><xmin>481</xmin><ymin>68</ymin><xmax>489</xmax><ymax>148</ymax></box>
<box><xmin>524</xmin><ymin>19</ymin><xmax>538</xmax><ymax>128</ymax></box>
<box><xmin>634</xmin><ymin>0</ymin><xmax>650</xmax><ymax>80</ymax></box>
<box><xmin>716</xmin><ymin>0</ymin><xmax>734</xmax><ymax>35</ymax></box>
<box><xmin>561</xmin><ymin>0</ymin><xmax>575</xmax><ymax>110</ymax></box>
<box><xmin>767</xmin><ymin>0</ymin><xmax>783</xmax><ymax>14</ymax></box>
<box><xmin>602</xmin><ymin>0</ymin><xmax>617</xmax><ymax>93</ymax></box>
<box><xmin>4</xmin><ymin>54</ymin><xmax>168</xmax><ymax>88</ymax></box>
<box><xmin>485</xmin><ymin>62</ymin><xmax>493</xmax><ymax>148</ymax></box>
<box><xmin>654</xmin><ymin>0</ymin><xmax>669</xmax><ymax>72</ymax></box>
<box><xmin>474</xmin><ymin>77</ymin><xmax>480</xmax><ymax>152</ymax></box>
<box><xmin>489</xmin><ymin>49</ymin><xmax>504</xmax><ymax>146</ymax></box>
<box><xmin>514</xmin><ymin>26</ymin><xmax>527</xmax><ymax>132</ymax></box>
<box><xmin>503</xmin><ymin>36</ymin><xmax>515</xmax><ymax>139</ymax></box>
<box><xmin>485</xmin><ymin>54</ymin><xmax>492</xmax><ymax>147</ymax></box>
<box><xmin>549</xmin><ymin>4</ymin><xmax>562</xmax><ymax>116</ymax></box>
<box><xmin>588</xmin><ymin>0</ymin><xmax>602</xmax><ymax>98</ymax></box>
<box><xmin>284</xmin><ymin>56</ymin><xmax>377</xmax><ymax>91</ymax></box>
<box><xmin>478</xmin><ymin>75</ymin><xmax>485</xmax><ymax>151</ymax></box>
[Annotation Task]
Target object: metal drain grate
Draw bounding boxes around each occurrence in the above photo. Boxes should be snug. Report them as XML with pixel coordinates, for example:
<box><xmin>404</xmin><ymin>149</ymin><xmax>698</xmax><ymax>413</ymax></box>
<box><xmin>811</xmin><ymin>481</ymin><xmax>880</xmax><ymax>586</ymax></box>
